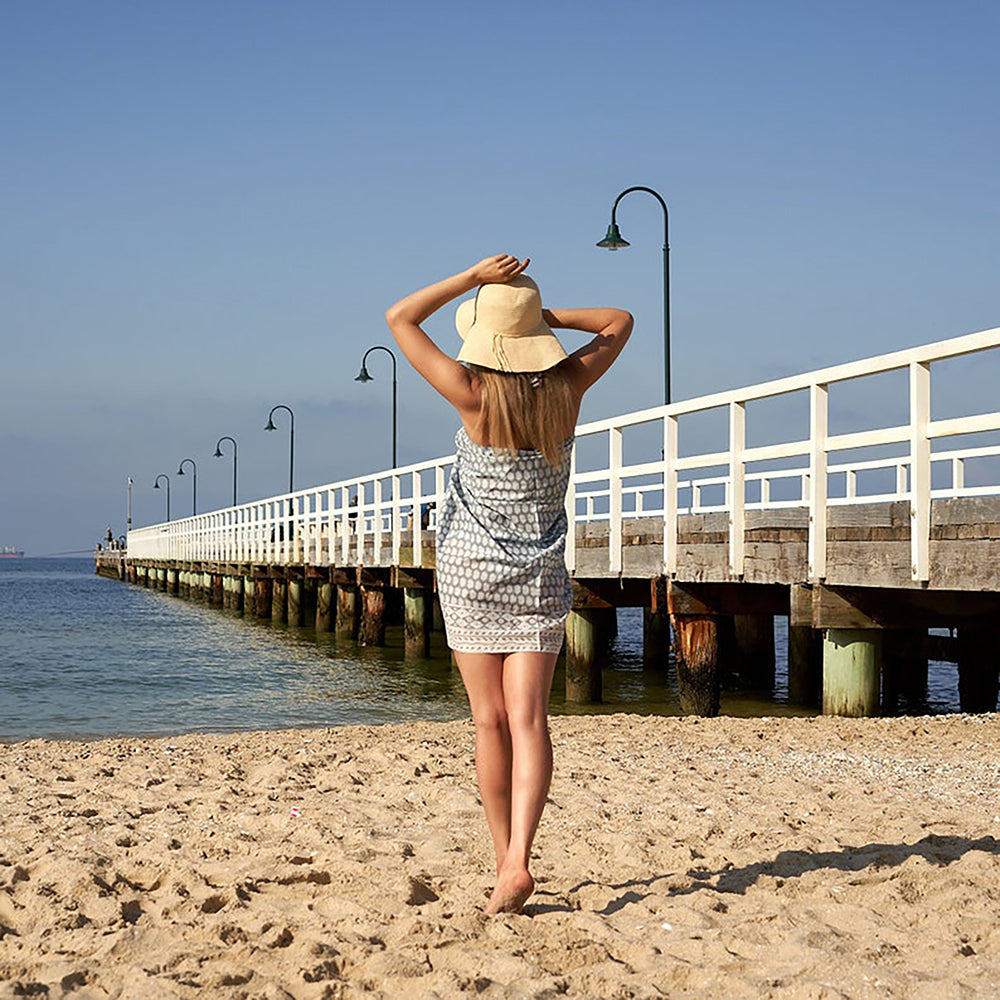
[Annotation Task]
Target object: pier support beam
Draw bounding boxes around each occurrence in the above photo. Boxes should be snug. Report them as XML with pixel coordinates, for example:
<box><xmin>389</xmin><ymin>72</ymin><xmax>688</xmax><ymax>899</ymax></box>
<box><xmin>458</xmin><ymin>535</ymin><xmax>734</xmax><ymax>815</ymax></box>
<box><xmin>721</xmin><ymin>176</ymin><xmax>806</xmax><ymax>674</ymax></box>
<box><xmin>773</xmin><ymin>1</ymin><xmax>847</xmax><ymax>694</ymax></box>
<box><xmin>734</xmin><ymin>613</ymin><xmax>775</xmax><ymax>690</ymax></box>
<box><xmin>957</xmin><ymin>627</ymin><xmax>1000</xmax><ymax>713</ymax></box>
<box><xmin>787</xmin><ymin>625</ymin><xmax>822</xmax><ymax>707</ymax></box>
<box><xmin>254</xmin><ymin>577</ymin><xmax>272</xmax><ymax>619</ymax></box>
<box><xmin>287</xmin><ymin>579</ymin><xmax>304</xmax><ymax>627</ymax></box>
<box><xmin>359</xmin><ymin>586</ymin><xmax>386</xmax><ymax>646</ymax></box>
<box><xmin>565</xmin><ymin>608</ymin><xmax>614</xmax><ymax>704</ymax></box>
<box><xmin>672</xmin><ymin>615</ymin><xmax>722</xmax><ymax>717</ymax></box>
<box><xmin>336</xmin><ymin>585</ymin><xmax>360</xmax><ymax>638</ymax></box>
<box><xmin>643</xmin><ymin>608</ymin><xmax>671</xmax><ymax>666</ymax></box>
<box><xmin>167</xmin><ymin>569</ymin><xmax>179</xmax><ymax>596</ymax></box>
<box><xmin>271</xmin><ymin>579</ymin><xmax>287</xmax><ymax>623</ymax></box>
<box><xmin>403</xmin><ymin>588</ymin><xmax>432</xmax><ymax>659</ymax></box>
<box><xmin>211</xmin><ymin>574</ymin><xmax>223</xmax><ymax>606</ymax></box>
<box><xmin>882</xmin><ymin>628</ymin><xmax>926</xmax><ymax>714</ymax></box>
<box><xmin>232</xmin><ymin>575</ymin><xmax>244</xmax><ymax>613</ymax></box>
<box><xmin>822</xmin><ymin>628</ymin><xmax>882</xmax><ymax>717</ymax></box>
<box><xmin>316</xmin><ymin>581</ymin><xmax>333</xmax><ymax>632</ymax></box>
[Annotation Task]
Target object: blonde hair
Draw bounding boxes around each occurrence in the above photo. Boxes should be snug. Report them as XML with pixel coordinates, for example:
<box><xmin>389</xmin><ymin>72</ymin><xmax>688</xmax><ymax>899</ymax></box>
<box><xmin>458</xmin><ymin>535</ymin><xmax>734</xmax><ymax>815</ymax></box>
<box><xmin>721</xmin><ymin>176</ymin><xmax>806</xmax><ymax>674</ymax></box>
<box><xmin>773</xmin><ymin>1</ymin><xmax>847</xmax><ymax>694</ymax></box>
<box><xmin>468</xmin><ymin>363</ymin><xmax>577</xmax><ymax>465</ymax></box>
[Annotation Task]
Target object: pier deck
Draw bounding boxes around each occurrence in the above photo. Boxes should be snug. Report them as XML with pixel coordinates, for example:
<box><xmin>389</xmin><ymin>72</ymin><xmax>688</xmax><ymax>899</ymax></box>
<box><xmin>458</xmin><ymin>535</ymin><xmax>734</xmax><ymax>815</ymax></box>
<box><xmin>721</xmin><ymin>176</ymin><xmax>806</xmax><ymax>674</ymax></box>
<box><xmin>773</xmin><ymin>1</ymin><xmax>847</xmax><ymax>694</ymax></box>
<box><xmin>106</xmin><ymin>325</ymin><xmax>1000</xmax><ymax>716</ymax></box>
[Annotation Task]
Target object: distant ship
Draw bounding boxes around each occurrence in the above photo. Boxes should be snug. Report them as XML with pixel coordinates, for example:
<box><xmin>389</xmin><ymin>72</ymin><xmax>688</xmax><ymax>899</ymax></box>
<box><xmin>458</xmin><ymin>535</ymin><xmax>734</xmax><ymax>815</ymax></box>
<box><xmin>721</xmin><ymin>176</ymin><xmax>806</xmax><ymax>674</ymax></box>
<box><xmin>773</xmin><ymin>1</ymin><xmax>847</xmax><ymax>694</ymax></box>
<box><xmin>0</xmin><ymin>546</ymin><xmax>25</xmax><ymax>559</ymax></box>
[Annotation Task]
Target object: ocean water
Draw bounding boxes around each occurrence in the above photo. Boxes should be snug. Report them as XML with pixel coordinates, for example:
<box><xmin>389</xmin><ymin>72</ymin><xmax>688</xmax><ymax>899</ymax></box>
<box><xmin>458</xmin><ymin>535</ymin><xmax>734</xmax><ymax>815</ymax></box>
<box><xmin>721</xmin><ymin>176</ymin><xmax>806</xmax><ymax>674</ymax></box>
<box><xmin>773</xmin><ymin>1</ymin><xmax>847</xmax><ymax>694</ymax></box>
<box><xmin>0</xmin><ymin>559</ymin><xmax>965</xmax><ymax>742</ymax></box>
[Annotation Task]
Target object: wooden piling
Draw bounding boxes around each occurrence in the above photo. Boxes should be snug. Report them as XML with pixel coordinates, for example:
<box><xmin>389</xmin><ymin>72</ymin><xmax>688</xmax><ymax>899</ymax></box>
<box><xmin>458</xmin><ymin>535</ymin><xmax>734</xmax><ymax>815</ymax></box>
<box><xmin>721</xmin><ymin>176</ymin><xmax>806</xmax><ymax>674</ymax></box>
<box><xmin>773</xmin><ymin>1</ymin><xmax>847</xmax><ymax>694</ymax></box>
<box><xmin>787</xmin><ymin>625</ymin><xmax>822</xmax><ymax>707</ymax></box>
<box><xmin>287</xmin><ymin>579</ymin><xmax>304</xmax><ymax>627</ymax></box>
<box><xmin>882</xmin><ymin>628</ymin><xmax>926</xmax><ymax>714</ymax></box>
<box><xmin>358</xmin><ymin>586</ymin><xmax>386</xmax><ymax>646</ymax></box>
<box><xmin>403</xmin><ymin>588</ymin><xmax>432</xmax><ymax>659</ymax></box>
<box><xmin>336</xmin><ymin>584</ymin><xmax>360</xmax><ymax>638</ymax></box>
<box><xmin>733</xmin><ymin>613</ymin><xmax>775</xmax><ymax>690</ymax></box>
<box><xmin>957</xmin><ymin>627</ymin><xmax>1000</xmax><ymax>713</ymax></box>
<box><xmin>565</xmin><ymin>608</ymin><xmax>614</xmax><ymax>704</ymax></box>
<box><xmin>642</xmin><ymin>608</ymin><xmax>671</xmax><ymax>666</ymax></box>
<box><xmin>231</xmin><ymin>575</ymin><xmax>244</xmax><ymax>613</ymax></box>
<box><xmin>672</xmin><ymin>614</ymin><xmax>722</xmax><ymax>717</ymax></box>
<box><xmin>243</xmin><ymin>576</ymin><xmax>254</xmax><ymax>614</ymax></box>
<box><xmin>271</xmin><ymin>578</ymin><xmax>287</xmax><ymax>623</ymax></box>
<box><xmin>211</xmin><ymin>574</ymin><xmax>223</xmax><ymax>606</ymax></box>
<box><xmin>254</xmin><ymin>577</ymin><xmax>271</xmax><ymax>619</ymax></box>
<box><xmin>316</xmin><ymin>581</ymin><xmax>333</xmax><ymax>632</ymax></box>
<box><xmin>822</xmin><ymin>628</ymin><xmax>882</xmax><ymax>717</ymax></box>
<box><xmin>167</xmin><ymin>569</ymin><xmax>179</xmax><ymax>595</ymax></box>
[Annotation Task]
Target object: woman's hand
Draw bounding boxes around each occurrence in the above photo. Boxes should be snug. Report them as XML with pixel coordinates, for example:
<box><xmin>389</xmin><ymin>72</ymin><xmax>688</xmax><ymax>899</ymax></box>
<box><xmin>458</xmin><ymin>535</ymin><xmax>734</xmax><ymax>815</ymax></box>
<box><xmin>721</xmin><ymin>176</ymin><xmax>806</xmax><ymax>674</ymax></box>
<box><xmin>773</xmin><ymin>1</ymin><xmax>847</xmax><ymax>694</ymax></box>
<box><xmin>469</xmin><ymin>254</ymin><xmax>530</xmax><ymax>285</ymax></box>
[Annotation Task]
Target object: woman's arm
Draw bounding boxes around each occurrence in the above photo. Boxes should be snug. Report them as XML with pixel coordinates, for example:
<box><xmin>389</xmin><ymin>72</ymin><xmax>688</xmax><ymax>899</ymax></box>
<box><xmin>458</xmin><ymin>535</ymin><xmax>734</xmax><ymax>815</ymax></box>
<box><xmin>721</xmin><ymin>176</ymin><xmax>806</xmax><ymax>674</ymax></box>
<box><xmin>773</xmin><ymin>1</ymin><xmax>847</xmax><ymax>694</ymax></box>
<box><xmin>385</xmin><ymin>255</ymin><xmax>529</xmax><ymax>411</ymax></box>
<box><xmin>543</xmin><ymin>307</ymin><xmax>634</xmax><ymax>393</ymax></box>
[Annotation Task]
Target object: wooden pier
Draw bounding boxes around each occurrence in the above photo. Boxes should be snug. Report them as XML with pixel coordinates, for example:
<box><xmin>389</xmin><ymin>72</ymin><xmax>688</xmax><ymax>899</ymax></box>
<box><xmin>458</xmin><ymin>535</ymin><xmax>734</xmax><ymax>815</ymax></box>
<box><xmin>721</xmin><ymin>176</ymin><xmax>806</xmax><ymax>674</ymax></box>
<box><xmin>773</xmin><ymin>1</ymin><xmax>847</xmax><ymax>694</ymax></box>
<box><xmin>103</xmin><ymin>326</ymin><xmax>1000</xmax><ymax>716</ymax></box>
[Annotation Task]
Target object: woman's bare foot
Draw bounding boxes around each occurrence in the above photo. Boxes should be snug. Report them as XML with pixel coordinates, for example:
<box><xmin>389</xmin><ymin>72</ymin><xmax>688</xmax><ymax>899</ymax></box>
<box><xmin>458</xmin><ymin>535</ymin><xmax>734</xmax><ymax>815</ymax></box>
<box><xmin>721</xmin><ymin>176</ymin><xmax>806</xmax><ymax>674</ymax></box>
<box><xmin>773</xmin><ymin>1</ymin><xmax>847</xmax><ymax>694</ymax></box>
<box><xmin>485</xmin><ymin>867</ymin><xmax>534</xmax><ymax>914</ymax></box>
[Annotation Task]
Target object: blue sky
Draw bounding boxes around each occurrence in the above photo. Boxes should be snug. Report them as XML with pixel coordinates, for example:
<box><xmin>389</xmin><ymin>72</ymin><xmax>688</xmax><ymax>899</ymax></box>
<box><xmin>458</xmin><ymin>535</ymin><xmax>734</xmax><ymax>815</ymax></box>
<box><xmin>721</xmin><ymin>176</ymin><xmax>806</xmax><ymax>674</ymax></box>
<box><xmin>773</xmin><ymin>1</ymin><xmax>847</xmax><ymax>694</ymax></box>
<box><xmin>2</xmin><ymin>0</ymin><xmax>998</xmax><ymax>553</ymax></box>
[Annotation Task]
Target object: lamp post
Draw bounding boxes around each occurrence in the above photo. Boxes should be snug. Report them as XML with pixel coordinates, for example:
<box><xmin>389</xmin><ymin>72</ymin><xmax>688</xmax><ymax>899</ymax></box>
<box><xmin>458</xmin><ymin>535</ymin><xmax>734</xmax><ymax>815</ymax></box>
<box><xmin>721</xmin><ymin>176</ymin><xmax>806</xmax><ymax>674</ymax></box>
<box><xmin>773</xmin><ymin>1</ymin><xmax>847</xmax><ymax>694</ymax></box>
<box><xmin>264</xmin><ymin>404</ymin><xmax>295</xmax><ymax>494</ymax></box>
<box><xmin>126</xmin><ymin>476</ymin><xmax>133</xmax><ymax>533</ymax></box>
<box><xmin>214</xmin><ymin>436</ymin><xmax>238</xmax><ymax>507</ymax></box>
<box><xmin>153</xmin><ymin>474</ymin><xmax>171</xmax><ymax>522</ymax></box>
<box><xmin>355</xmin><ymin>345</ymin><xmax>398</xmax><ymax>469</ymax></box>
<box><xmin>177</xmin><ymin>458</ymin><xmax>197</xmax><ymax>516</ymax></box>
<box><xmin>597</xmin><ymin>185</ymin><xmax>672</xmax><ymax>405</ymax></box>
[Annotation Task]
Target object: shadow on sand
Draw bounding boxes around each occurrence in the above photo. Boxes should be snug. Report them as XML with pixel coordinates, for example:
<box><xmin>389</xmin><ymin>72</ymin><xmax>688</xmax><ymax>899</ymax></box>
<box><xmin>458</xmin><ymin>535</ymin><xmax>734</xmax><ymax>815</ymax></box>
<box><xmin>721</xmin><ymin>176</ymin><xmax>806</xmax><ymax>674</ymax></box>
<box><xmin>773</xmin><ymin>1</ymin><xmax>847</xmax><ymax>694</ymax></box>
<box><xmin>528</xmin><ymin>834</ymin><xmax>1000</xmax><ymax>916</ymax></box>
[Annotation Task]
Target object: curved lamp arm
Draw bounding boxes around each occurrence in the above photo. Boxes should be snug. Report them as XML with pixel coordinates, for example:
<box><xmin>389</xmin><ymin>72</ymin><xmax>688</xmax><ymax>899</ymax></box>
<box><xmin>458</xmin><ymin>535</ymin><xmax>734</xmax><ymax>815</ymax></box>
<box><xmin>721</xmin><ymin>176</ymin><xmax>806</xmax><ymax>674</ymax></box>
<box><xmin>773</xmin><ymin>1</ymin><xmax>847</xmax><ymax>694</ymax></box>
<box><xmin>214</xmin><ymin>436</ymin><xmax>238</xmax><ymax>507</ymax></box>
<box><xmin>597</xmin><ymin>185</ymin><xmax>671</xmax><ymax>405</ymax></box>
<box><xmin>176</xmin><ymin>458</ymin><xmax>198</xmax><ymax>516</ymax></box>
<box><xmin>265</xmin><ymin>405</ymin><xmax>295</xmax><ymax>494</ymax></box>
<box><xmin>355</xmin><ymin>346</ymin><xmax>398</xmax><ymax>469</ymax></box>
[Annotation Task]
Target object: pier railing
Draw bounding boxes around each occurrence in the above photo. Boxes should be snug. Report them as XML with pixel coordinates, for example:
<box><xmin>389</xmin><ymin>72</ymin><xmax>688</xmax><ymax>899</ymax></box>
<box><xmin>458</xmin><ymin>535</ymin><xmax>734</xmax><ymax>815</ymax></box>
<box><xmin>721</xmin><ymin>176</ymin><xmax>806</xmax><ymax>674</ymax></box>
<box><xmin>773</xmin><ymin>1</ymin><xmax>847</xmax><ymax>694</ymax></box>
<box><xmin>128</xmin><ymin>326</ymin><xmax>1000</xmax><ymax>583</ymax></box>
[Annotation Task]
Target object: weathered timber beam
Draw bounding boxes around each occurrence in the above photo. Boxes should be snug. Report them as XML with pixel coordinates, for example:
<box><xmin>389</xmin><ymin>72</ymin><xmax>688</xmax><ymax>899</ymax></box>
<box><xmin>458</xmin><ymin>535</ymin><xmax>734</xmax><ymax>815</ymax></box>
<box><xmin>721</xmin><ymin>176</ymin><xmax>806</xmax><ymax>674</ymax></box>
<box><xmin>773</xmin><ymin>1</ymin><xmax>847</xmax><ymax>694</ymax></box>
<box><xmin>800</xmin><ymin>583</ymin><xmax>1000</xmax><ymax>630</ymax></box>
<box><xmin>358</xmin><ymin>566</ymin><xmax>391</xmax><ymax>588</ymax></box>
<box><xmin>666</xmin><ymin>581</ymin><xmax>788</xmax><ymax>617</ymax></box>
<box><xmin>572</xmin><ymin>577</ymin><xmax>652</xmax><ymax>608</ymax></box>
<box><xmin>392</xmin><ymin>566</ymin><xmax>435</xmax><ymax>590</ymax></box>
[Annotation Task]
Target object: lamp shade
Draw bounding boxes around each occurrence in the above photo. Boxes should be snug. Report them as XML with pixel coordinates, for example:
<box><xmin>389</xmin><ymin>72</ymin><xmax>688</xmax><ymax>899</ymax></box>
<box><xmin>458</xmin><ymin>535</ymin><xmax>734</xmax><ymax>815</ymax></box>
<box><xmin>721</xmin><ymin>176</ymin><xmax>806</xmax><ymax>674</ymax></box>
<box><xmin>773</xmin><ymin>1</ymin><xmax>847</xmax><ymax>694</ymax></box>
<box><xmin>355</xmin><ymin>366</ymin><xmax>373</xmax><ymax>383</ymax></box>
<box><xmin>596</xmin><ymin>222</ymin><xmax>630</xmax><ymax>249</ymax></box>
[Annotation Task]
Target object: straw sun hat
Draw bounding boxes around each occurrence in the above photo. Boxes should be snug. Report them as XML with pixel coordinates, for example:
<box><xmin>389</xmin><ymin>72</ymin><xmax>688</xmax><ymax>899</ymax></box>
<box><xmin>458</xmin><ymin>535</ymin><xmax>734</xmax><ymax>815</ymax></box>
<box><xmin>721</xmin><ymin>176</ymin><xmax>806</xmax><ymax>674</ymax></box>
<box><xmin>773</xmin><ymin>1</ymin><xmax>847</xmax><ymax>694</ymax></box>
<box><xmin>455</xmin><ymin>275</ymin><xmax>568</xmax><ymax>373</ymax></box>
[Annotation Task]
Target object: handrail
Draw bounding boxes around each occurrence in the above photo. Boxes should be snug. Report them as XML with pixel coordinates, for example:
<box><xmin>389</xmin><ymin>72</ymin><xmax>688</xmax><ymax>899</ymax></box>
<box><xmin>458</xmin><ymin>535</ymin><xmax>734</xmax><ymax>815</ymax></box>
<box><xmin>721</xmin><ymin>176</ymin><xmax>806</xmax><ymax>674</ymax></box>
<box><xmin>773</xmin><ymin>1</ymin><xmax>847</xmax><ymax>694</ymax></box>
<box><xmin>128</xmin><ymin>325</ymin><xmax>1000</xmax><ymax>583</ymax></box>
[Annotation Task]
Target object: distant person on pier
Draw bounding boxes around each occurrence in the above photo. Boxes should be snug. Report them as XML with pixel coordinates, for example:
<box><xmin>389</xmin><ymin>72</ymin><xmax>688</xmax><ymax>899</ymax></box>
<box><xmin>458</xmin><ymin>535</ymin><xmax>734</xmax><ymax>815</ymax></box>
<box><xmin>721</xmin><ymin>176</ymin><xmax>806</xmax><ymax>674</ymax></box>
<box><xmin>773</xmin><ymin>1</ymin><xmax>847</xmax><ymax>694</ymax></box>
<box><xmin>387</xmin><ymin>254</ymin><xmax>632</xmax><ymax>913</ymax></box>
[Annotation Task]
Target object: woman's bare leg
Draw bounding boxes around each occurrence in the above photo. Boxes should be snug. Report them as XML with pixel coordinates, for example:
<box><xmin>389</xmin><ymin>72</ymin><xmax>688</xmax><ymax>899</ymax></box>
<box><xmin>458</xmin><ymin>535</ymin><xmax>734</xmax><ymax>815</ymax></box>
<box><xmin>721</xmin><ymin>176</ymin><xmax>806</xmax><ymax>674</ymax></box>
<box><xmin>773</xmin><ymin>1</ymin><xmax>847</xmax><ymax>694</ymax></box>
<box><xmin>454</xmin><ymin>652</ymin><xmax>513</xmax><ymax>873</ymax></box>
<box><xmin>486</xmin><ymin>650</ymin><xmax>558</xmax><ymax>914</ymax></box>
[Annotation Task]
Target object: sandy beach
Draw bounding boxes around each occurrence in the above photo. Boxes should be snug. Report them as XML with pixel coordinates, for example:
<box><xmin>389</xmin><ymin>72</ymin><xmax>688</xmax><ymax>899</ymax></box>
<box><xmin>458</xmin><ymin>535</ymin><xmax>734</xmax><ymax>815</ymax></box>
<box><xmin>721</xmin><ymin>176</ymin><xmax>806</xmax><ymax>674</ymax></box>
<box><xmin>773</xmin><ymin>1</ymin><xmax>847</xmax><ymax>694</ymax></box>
<box><xmin>2</xmin><ymin>713</ymin><xmax>998</xmax><ymax>999</ymax></box>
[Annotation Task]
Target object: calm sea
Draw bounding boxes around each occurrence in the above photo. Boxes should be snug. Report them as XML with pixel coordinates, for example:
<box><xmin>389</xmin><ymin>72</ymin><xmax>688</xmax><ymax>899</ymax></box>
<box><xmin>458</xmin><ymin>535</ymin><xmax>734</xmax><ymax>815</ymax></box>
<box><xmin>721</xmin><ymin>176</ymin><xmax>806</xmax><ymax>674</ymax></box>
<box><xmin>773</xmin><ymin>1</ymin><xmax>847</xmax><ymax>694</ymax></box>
<box><xmin>0</xmin><ymin>558</ymin><xmax>963</xmax><ymax>742</ymax></box>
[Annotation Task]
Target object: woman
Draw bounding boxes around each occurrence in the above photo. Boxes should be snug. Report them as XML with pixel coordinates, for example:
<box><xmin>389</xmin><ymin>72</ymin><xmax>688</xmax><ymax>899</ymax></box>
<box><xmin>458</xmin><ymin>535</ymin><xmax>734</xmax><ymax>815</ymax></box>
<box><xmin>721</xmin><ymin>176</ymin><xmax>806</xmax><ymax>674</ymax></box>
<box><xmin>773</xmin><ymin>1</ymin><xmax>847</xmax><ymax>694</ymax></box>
<box><xmin>386</xmin><ymin>254</ymin><xmax>632</xmax><ymax>913</ymax></box>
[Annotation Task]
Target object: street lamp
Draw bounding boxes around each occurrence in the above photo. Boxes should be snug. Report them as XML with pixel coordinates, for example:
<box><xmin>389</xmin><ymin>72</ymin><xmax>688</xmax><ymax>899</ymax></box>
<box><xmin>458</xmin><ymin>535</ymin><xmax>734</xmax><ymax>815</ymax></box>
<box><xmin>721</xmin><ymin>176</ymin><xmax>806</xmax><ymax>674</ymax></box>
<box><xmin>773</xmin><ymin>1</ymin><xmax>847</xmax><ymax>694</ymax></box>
<box><xmin>597</xmin><ymin>185</ymin><xmax>672</xmax><ymax>405</ymax></box>
<box><xmin>214</xmin><ymin>436</ymin><xmax>238</xmax><ymax>507</ymax></box>
<box><xmin>153</xmin><ymin>474</ymin><xmax>171</xmax><ymax>522</ymax></box>
<box><xmin>177</xmin><ymin>458</ymin><xmax>197</xmax><ymax>516</ymax></box>
<box><xmin>126</xmin><ymin>476</ymin><xmax>133</xmax><ymax>533</ymax></box>
<box><xmin>264</xmin><ymin>404</ymin><xmax>295</xmax><ymax>494</ymax></box>
<box><xmin>355</xmin><ymin>345</ymin><xmax>398</xmax><ymax>469</ymax></box>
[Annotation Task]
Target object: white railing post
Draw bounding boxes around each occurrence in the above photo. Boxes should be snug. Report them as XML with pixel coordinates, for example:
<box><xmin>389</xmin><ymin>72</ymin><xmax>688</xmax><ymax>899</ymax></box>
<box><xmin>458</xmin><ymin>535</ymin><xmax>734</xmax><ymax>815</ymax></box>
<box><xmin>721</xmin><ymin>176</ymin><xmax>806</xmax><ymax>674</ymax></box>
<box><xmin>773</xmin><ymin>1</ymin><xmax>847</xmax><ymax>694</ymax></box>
<box><xmin>564</xmin><ymin>440</ymin><xmax>577</xmax><ymax>573</ymax></box>
<box><xmin>910</xmin><ymin>361</ymin><xmax>931</xmax><ymax>581</ymax></box>
<box><xmin>341</xmin><ymin>487</ymin><xmax>351</xmax><ymax>565</ymax></box>
<box><xmin>729</xmin><ymin>401</ymin><xmax>746</xmax><ymax>577</ymax></box>
<box><xmin>664</xmin><ymin>414</ymin><xmax>678</xmax><ymax>576</ymax></box>
<box><xmin>608</xmin><ymin>427</ymin><xmax>623</xmax><ymax>573</ymax></box>
<box><xmin>808</xmin><ymin>383</ymin><xmax>829</xmax><ymax>579</ymax></box>
<box><xmin>953</xmin><ymin>456</ymin><xmax>964</xmax><ymax>492</ymax></box>
<box><xmin>373</xmin><ymin>479</ymin><xmax>383</xmax><ymax>565</ymax></box>
<box><xmin>355</xmin><ymin>482</ymin><xmax>365</xmax><ymax>564</ymax></box>
<box><xmin>412</xmin><ymin>470</ymin><xmax>423</xmax><ymax>566</ymax></box>
<box><xmin>391</xmin><ymin>474</ymin><xmax>402</xmax><ymax>565</ymax></box>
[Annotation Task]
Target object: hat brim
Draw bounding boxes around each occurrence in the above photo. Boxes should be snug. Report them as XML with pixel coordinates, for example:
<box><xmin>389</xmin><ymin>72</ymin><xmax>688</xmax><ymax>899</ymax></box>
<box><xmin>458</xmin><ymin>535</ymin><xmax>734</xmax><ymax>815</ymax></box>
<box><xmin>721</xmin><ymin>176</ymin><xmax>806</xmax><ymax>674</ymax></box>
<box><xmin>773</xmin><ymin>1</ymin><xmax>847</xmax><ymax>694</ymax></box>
<box><xmin>454</xmin><ymin>298</ymin><xmax>568</xmax><ymax>373</ymax></box>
